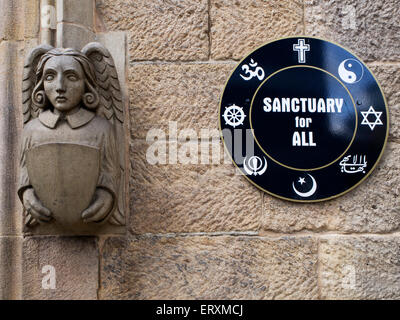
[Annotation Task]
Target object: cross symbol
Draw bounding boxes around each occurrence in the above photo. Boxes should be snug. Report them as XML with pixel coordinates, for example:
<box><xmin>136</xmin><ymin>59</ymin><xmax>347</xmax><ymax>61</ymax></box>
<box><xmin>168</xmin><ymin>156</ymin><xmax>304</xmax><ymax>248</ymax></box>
<box><xmin>293</xmin><ymin>39</ymin><xmax>310</xmax><ymax>63</ymax></box>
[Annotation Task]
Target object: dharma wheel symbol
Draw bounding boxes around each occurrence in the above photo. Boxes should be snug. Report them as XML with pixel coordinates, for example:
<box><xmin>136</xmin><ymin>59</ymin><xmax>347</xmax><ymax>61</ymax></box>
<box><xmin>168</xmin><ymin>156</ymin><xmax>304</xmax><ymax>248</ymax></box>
<box><xmin>223</xmin><ymin>104</ymin><xmax>246</xmax><ymax>128</ymax></box>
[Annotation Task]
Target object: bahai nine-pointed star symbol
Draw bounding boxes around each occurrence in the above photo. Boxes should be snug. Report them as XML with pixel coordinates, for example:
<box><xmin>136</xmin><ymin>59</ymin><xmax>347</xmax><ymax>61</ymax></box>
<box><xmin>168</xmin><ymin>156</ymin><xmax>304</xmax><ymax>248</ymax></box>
<box><xmin>361</xmin><ymin>106</ymin><xmax>383</xmax><ymax>131</ymax></box>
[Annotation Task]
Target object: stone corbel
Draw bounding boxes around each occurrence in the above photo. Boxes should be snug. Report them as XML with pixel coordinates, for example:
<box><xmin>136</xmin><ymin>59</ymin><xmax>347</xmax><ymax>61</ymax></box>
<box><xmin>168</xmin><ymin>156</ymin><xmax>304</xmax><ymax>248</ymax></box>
<box><xmin>18</xmin><ymin>0</ymin><xmax>129</xmax><ymax>235</ymax></box>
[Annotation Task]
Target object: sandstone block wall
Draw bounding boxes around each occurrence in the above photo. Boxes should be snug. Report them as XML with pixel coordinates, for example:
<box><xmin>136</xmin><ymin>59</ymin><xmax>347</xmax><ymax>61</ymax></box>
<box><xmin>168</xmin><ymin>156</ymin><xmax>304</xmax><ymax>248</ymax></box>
<box><xmin>95</xmin><ymin>0</ymin><xmax>400</xmax><ymax>299</ymax></box>
<box><xmin>0</xmin><ymin>0</ymin><xmax>399</xmax><ymax>299</ymax></box>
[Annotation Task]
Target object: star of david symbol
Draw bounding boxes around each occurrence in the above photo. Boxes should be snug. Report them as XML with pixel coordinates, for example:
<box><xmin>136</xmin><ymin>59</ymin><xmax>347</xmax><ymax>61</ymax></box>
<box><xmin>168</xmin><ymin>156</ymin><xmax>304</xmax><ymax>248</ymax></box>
<box><xmin>361</xmin><ymin>106</ymin><xmax>383</xmax><ymax>131</ymax></box>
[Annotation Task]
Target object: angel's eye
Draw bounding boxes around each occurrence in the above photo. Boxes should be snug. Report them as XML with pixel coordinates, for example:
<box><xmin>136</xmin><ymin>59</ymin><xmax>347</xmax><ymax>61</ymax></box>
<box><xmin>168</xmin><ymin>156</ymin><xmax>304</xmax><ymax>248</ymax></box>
<box><xmin>67</xmin><ymin>75</ymin><xmax>78</xmax><ymax>81</ymax></box>
<box><xmin>45</xmin><ymin>74</ymin><xmax>54</xmax><ymax>81</ymax></box>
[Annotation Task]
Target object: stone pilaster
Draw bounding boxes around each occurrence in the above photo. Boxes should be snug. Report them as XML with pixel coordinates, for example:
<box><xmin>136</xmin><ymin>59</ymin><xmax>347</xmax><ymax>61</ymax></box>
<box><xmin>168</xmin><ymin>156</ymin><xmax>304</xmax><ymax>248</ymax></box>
<box><xmin>0</xmin><ymin>0</ymin><xmax>40</xmax><ymax>299</ymax></box>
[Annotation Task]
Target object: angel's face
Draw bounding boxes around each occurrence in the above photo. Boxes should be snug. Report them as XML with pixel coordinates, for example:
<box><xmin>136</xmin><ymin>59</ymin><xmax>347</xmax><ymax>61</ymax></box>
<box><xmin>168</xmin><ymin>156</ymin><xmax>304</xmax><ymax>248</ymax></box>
<box><xmin>43</xmin><ymin>56</ymin><xmax>85</xmax><ymax>113</ymax></box>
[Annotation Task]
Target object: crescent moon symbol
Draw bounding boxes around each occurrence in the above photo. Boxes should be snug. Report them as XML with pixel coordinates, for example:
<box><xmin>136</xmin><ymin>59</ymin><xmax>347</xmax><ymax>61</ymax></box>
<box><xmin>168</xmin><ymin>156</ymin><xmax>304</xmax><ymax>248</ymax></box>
<box><xmin>292</xmin><ymin>174</ymin><xmax>317</xmax><ymax>198</ymax></box>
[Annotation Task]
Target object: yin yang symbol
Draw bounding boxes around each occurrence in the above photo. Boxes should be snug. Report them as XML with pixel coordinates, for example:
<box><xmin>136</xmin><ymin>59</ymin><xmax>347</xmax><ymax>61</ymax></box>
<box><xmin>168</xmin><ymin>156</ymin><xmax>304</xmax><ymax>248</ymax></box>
<box><xmin>338</xmin><ymin>59</ymin><xmax>364</xmax><ymax>84</ymax></box>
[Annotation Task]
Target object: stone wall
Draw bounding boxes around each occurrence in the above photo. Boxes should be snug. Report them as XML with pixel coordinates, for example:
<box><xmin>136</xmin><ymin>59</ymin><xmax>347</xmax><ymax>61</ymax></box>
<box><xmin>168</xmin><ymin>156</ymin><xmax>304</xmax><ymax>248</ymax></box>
<box><xmin>0</xmin><ymin>0</ymin><xmax>399</xmax><ymax>299</ymax></box>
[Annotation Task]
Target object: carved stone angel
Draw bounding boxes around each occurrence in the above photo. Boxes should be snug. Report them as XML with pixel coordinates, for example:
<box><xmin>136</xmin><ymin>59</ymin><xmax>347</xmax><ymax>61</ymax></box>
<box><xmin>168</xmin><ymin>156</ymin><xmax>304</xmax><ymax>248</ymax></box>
<box><xmin>18</xmin><ymin>43</ymin><xmax>125</xmax><ymax>232</ymax></box>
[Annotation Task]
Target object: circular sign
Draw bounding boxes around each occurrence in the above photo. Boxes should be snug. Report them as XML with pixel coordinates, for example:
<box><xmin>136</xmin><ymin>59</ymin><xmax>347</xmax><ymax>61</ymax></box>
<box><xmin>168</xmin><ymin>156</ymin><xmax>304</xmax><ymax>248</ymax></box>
<box><xmin>219</xmin><ymin>37</ymin><xmax>389</xmax><ymax>202</ymax></box>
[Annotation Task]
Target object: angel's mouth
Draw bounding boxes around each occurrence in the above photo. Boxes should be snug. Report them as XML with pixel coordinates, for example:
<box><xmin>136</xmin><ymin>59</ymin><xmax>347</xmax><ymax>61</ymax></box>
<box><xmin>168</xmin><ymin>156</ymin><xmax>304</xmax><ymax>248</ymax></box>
<box><xmin>56</xmin><ymin>97</ymin><xmax>67</xmax><ymax>102</ymax></box>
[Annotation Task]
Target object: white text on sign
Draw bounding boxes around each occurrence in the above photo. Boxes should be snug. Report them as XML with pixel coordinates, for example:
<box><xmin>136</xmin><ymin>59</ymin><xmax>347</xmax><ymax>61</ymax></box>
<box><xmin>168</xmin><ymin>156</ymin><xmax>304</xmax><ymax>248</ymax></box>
<box><xmin>263</xmin><ymin>97</ymin><xmax>345</xmax><ymax>147</ymax></box>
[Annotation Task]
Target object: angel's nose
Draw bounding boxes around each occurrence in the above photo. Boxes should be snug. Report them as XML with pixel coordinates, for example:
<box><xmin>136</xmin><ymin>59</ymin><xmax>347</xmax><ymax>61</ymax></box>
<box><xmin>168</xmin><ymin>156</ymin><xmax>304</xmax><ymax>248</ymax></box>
<box><xmin>55</xmin><ymin>76</ymin><xmax>65</xmax><ymax>93</ymax></box>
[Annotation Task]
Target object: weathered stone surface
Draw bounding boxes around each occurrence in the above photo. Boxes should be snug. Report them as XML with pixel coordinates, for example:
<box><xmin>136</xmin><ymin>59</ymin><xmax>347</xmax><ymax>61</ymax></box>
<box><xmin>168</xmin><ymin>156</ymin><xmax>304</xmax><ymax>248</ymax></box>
<box><xmin>56</xmin><ymin>22</ymin><xmax>95</xmax><ymax>50</ymax></box>
<box><xmin>57</xmin><ymin>0</ymin><xmax>94</xmax><ymax>29</ymax></box>
<box><xmin>0</xmin><ymin>0</ymin><xmax>23</xmax><ymax>40</ymax></box>
<box><xmin>305</xmin><ymin>0</ymin><xmax>400</xmax><ymax>61</ymax></box>
<box><xmin>129</xmin><ymin>63</ymin><xmax>234</xmax><ymax>139</ymax></box>
<box><xmin>389</xmin><ymin>107</ymin><xmax>400</xmax><ymax>143</ymax></box>
<box><xmin>368</xmin><ymin>65</ymin><xmax>400</xmax><ymax>107</ymax></box>
<box><xmin>368</xmin><ymin>64</ymin><xmax>400</xmax><ymax>142</ymax></box>
<box><xmin>262</xmin><ymin>142</ymin><xmax>400</xmax><ymax>233</ymax></box>
<box><xmin>0</xmin><ymin>237</ymin><xmax>22</xmax><ymax>299</ymax></box>
<box><xmin>22</xmin><ymin>236</ymin><xmax>98</xmax><ymax>299</ymax></box>
<box><xmin>99</xmin><ymin>235</ymin><xmax>318</xmax><ymax>299</ymax></box>
<box><xmin>96</xmin><ymin>0</ymin><xmax>209</xmax><ymax>61</ymax></box>
<box><xmin>0</xmin><ymin>40</ymin><xmax>24</xmax><ymax>236</ymax></box>
<box><xmin>262</xmin><ymin>196</ymin><xmax>334</xmax><ymax>234</ymax></box>
<box><xmin>130</xmin><ymin>140</ymin><xmax>261</xmax><ymax>234</ymax></box>
<box><xmin>210</xmin><ymin>0</ymin><xmax>303</xmax><ymax>60</ymax></box>
<box><xmin>320</xmin><ymin>235</ymin><xmax>400</xmax><ymax>299</ymax></box>
<box><xmin>0</xmin><ymin>0</ymin><xmax>38</xmax><ymax>40</ymax></box>
<box><xmin>24</xmin><ymin>0</ymin><xmax>40</xmax><ymax>39</ymax></box>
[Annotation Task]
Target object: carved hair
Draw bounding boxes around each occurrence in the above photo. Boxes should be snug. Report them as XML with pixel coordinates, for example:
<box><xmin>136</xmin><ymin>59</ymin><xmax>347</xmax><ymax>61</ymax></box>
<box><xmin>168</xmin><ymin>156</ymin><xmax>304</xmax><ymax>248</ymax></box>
<box><xmin>32</xmin><ymin>48</ymin><xmax>100</xmax><ymax>110</ymax></box>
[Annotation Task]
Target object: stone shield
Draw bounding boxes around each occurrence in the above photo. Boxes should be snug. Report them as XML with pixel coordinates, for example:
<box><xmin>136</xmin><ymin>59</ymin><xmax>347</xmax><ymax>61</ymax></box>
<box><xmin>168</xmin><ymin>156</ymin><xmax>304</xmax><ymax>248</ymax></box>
<box><xmin>26</xmin><ymin>143</ymin><xmax>100</xmax><ymax>231</ymax></box>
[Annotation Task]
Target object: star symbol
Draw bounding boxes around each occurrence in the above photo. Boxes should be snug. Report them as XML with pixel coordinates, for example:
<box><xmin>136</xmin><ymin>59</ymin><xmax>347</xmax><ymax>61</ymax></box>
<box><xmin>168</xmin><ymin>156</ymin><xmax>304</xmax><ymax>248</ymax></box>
<box><xmin>298</xmin><ymin>177</ymin><xmax>306</xmax><ymax>185</ymax></box>
<box><xmin>361</xmin><ymin>106</ymin><xmax>383</xmax><ymax>131</ymax></box>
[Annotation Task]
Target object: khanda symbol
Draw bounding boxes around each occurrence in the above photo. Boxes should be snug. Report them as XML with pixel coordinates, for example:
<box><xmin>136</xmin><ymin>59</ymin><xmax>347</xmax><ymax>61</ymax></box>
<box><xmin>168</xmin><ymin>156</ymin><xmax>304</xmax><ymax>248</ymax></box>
<box><xmin>243</xmin><ymin>156</ymin><xmax>268</xmax><ymax>176</ymax></box>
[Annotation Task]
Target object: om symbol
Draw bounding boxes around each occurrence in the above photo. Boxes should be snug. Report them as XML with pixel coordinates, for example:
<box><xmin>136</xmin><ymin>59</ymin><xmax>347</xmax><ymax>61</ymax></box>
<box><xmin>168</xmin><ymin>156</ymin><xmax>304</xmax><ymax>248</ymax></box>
<box><xmin>240</xmin><ymin>59</ymin><xmax>265</xmax><ymax>81</ymax></box>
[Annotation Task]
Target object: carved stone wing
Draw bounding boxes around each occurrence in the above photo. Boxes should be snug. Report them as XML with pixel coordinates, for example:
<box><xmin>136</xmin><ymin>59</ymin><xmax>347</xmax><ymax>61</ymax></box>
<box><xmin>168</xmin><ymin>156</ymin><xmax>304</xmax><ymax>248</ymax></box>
<box><xmin>81</xmin><ymin>42</ymin><xmax>124</xmax><ymax>124</ymax></box>
<box><xmin>22</xmin><ymin>44</ymin><xmax>53</xmax><ymax>125</ymax></box>
<box><xmin>82</xmin><ymin>42</ymin><xmax>126</xmax><ymax>226</ymax></box>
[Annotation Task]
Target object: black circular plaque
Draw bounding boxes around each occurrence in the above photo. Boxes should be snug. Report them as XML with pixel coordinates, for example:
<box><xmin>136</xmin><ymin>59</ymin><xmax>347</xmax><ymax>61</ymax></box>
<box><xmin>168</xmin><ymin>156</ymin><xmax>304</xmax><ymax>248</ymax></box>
<box><xmin>219</xmin><ymin>37</ymin><xmax>389</xmax><ymax>202</ymax></box>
